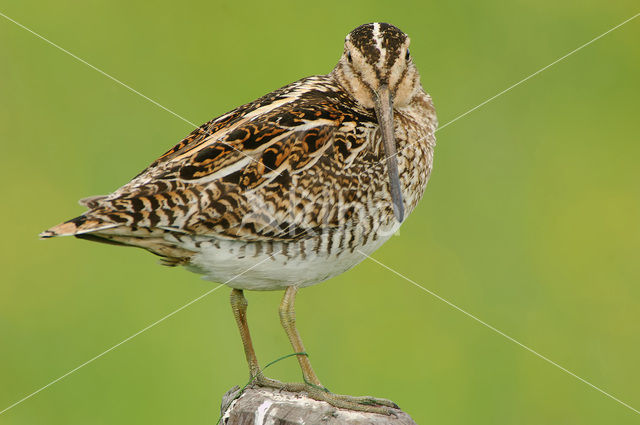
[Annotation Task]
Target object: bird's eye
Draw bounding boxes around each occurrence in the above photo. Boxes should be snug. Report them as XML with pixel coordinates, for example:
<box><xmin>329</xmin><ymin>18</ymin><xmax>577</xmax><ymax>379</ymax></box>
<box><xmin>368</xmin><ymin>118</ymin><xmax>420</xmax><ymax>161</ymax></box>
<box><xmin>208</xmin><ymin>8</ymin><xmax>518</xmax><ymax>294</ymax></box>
<box><xmin>405</xmin><ymin>49</ymin><xmax>410</xmax><ymax>60</ymax></box>
<box><xmin>347</xmin><ymin>52</ymin><xmax>352</xmax><ymax>63</ymax></box>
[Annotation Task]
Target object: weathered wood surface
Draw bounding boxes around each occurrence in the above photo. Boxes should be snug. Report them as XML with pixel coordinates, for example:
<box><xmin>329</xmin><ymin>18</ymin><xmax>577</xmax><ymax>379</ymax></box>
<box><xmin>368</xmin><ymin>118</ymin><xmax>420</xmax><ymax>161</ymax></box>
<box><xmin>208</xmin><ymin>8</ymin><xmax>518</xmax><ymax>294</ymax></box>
<box><xmin>220</xmin><ymin>386</ymin><xmax>418</xmax><ymax>425</ymax></box>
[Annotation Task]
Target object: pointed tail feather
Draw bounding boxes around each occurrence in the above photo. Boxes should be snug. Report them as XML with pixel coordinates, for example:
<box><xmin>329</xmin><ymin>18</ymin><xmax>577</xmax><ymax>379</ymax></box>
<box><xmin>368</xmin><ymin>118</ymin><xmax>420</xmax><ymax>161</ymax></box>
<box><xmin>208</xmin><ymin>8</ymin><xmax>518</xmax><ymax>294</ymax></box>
<box><xmin>39</xmin><ymin>214</ymin><xmax>117</xmax><ymax>239</ymax></box>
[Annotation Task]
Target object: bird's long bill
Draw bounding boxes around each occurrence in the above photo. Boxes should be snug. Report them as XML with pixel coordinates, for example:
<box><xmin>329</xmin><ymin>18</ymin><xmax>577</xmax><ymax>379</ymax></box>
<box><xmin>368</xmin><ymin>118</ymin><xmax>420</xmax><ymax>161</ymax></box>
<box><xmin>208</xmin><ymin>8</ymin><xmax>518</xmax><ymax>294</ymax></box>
<box><xmin>374</xmin><ymin>84</ymin><xmax>404</xmax><ymax>223</ymax></box>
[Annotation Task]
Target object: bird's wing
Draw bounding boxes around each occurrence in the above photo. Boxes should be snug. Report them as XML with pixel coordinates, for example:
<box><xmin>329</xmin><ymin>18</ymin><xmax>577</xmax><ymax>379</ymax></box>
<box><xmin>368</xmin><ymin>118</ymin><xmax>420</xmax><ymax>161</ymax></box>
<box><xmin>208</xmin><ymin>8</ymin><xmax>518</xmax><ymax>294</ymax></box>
<box><xmin>42</xmin><ymin>77</ymin><xmax>377</xmax><ymax>242</ymax></box>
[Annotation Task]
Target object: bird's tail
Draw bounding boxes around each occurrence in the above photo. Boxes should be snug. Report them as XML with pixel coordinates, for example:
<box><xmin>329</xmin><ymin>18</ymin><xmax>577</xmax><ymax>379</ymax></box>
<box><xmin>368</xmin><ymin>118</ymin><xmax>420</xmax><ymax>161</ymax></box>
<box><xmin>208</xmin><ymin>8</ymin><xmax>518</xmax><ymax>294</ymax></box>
<box><xmin>39</xmin><ymin>211</ymin><xmax>193</xmax><ymax>267</ymax></box>
<box><xmin>39</xmin><ymin>214</ymin><xmax>117</xmax><ymax>239</ymax></box>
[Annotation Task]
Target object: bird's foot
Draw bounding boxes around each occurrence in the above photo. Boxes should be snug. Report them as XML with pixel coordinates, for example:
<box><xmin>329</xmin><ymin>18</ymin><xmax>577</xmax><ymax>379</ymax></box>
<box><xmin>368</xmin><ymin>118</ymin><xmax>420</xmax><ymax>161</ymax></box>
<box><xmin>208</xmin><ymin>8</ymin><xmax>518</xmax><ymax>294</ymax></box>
<box><xmin>250</xmin><ymin>373</ymin><xmax>306</xmax><ymax>392</ymax></box>
<box><xmin>250</xmin><ymin>375</ymin><xmax>398</xmax><ymax>415</ymax></box>
<box><xmin>306</xmin><ymin>388</ymin><xmax>399</xmax><ymax>415</ymax></box>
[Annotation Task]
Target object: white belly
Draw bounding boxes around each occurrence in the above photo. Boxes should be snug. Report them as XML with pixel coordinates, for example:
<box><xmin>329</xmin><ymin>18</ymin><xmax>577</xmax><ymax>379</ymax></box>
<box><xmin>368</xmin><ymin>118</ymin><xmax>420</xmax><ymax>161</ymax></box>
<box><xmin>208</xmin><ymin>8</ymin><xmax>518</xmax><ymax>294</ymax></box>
<box><xmin>180</xmin><ymin>224</ymin><xmax>398</xmax><ymax>291</ymax></box>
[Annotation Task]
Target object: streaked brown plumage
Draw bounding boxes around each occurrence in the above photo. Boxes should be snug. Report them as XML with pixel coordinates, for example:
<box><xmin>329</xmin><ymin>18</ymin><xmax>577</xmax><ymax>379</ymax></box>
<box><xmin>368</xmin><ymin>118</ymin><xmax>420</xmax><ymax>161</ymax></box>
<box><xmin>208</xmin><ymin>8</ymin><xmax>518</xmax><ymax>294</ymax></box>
<box><xmin>41</xmin><ymin>23</ymin><xmax>437</xmax><ymax>414</ymax></box>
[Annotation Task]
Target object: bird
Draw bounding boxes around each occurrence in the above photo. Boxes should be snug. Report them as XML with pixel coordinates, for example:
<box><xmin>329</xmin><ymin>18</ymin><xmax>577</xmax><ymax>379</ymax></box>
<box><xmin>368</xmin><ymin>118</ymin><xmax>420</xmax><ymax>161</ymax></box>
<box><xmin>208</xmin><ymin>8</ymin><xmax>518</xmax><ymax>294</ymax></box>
<box><xmin>41</xmin><ymin>22</ymin><xmax>437</xmax><ymax>414</ymax></box>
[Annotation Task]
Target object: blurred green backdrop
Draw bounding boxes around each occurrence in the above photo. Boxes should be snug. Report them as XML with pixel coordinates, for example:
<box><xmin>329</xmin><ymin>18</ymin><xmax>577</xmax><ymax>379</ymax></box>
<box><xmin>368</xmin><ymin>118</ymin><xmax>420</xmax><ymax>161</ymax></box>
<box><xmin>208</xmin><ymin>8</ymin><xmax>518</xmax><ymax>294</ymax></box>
<box><xmin>1</xmin><ymin>1</ymin><xmax>639</xmax><ymax>424</ymax></box>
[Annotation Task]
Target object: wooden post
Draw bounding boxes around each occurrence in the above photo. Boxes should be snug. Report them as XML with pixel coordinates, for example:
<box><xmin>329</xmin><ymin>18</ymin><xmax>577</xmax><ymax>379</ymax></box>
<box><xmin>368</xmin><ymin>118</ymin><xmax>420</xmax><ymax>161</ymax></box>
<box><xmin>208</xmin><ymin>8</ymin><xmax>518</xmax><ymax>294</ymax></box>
<box><xmin>220</xmin><ymin>386</ymin><xmax>418</xmax><ymax>424</ymax></box>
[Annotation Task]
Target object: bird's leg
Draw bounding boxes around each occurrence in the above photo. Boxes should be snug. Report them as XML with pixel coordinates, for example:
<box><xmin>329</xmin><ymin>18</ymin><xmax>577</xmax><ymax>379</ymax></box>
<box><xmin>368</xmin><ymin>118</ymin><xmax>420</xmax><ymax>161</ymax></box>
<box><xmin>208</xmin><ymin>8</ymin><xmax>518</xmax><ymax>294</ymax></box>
<box><xmin>277</xmin><ymin>286</ymin><xmax>399</xmax><ymax>415</ymax></box>
<box><xmin>279</xmin><ymin>286</ymin><xmax>324</xmax><ymax>388</ymax></box>
<box><xmin>230</xmin><ymin>288</ymin><xmax>304</xmax><ymax>391</ymax></box>
<box><xmin>231</xmin><ymin>287</ymin><xmax>398</xmax><ymax>414</ymax></box>
<box><xmin>229</xmin><ymin>289</ymin><xmax>261</xmax><ymax>379</ymax></box>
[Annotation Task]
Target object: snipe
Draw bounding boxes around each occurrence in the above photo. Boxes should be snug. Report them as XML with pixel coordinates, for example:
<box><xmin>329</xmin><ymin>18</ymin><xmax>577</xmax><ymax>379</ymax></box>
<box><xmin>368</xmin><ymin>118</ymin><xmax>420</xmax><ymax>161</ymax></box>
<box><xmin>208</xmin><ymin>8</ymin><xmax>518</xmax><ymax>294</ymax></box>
<box><xmin>41</xmin><ymin>22</ymin><xmax>438</xmax><ymax>414</ymax></box>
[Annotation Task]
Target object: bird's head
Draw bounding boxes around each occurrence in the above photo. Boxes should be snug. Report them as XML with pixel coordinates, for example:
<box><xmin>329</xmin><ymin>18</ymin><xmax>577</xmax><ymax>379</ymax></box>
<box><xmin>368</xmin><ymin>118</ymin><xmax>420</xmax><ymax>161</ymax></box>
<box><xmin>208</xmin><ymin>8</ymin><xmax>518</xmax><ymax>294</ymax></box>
<box><xmin>333</xmin><ymin>23</ymin><xmax>420</xmax><ymax>223</ymax></box>
<box><xmin>334</xmin><ymin>23</ymin><xmax>418</xmax><ymax>109</ymax></box>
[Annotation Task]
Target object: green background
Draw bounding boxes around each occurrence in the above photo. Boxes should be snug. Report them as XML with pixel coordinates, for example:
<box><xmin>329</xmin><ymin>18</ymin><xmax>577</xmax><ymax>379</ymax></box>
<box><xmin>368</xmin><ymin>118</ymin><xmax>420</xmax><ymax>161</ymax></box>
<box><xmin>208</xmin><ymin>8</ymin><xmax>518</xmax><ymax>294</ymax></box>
<box><xmin>1</xmin><ymin>1</ymin><xmax>639</xmax><ymax>424</ymax></box>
